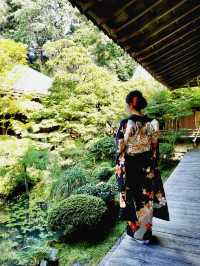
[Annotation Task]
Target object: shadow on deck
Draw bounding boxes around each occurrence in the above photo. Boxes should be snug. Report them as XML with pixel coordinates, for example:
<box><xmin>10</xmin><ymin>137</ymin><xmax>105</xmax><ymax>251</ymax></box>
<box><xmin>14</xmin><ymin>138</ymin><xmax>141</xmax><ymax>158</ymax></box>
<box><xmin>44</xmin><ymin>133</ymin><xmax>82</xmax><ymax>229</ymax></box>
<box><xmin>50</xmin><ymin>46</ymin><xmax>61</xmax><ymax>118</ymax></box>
<box><xmin>99</xmin><ymin>149</ymin><xmax>200</xmax><ymax>266</ymax></box>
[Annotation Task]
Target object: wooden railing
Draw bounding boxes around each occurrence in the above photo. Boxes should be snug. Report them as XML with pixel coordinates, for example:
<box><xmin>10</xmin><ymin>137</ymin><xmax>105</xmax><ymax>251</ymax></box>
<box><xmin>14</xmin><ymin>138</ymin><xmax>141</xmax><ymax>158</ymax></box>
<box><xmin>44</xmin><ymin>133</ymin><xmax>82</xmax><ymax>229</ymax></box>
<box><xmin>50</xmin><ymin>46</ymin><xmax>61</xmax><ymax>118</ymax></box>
<box><xmin>160</xmin><ymin>128</ymin><xmax>200</xmax><ymax>141</ymax></box>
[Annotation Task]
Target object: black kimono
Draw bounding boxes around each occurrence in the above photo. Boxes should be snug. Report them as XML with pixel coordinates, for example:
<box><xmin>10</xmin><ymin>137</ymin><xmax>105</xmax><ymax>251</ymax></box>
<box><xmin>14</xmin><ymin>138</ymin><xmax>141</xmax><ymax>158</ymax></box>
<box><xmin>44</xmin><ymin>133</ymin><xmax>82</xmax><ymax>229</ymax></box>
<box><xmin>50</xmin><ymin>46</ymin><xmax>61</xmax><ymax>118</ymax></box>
<box><xmin>115</xmin><ymin>114</ymin><xmax>170</xmax><ymax>240</ymax></box>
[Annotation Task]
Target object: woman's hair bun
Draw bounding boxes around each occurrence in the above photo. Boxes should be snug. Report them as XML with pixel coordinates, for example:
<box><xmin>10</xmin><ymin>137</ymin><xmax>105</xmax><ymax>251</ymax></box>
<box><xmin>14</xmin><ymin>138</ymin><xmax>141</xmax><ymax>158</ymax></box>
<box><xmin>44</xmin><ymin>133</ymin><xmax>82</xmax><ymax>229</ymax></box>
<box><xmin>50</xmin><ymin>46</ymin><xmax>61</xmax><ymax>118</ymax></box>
<box><xmin>125</xmin><ymin>90</ymin><xmax>147</xmax><ymax>111</ymax></box>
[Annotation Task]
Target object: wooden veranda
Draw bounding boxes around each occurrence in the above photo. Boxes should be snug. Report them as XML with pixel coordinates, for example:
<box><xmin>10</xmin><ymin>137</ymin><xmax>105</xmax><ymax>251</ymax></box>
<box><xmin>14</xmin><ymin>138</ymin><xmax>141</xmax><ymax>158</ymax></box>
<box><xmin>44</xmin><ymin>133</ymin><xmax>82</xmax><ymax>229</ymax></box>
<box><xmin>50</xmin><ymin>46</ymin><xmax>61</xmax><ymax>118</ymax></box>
<box><xmin>99</xmin><ymin>150</ymin><xmax>200</xmax><ymax>266</ymax></box>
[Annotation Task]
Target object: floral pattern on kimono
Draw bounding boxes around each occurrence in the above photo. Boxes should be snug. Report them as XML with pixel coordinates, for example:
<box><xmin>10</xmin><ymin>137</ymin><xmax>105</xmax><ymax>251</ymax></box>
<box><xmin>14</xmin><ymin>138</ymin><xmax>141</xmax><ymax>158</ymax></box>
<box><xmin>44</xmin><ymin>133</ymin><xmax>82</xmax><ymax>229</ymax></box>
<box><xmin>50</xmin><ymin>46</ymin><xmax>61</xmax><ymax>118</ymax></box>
<box><xmin>115</xmin><ymin>114</ymin><xmax>170</xmax><ymax>240</ymax></box>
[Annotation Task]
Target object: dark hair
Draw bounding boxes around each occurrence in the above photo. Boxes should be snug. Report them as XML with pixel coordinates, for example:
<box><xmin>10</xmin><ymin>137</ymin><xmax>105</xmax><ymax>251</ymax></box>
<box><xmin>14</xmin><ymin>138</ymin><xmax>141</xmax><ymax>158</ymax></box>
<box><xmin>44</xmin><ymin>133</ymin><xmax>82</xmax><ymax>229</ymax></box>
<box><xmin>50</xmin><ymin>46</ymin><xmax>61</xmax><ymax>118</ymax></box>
<box><xmin>125</xmin><ymin>90</ymin><xmax>147</xmax><ymax>111</ymax></box>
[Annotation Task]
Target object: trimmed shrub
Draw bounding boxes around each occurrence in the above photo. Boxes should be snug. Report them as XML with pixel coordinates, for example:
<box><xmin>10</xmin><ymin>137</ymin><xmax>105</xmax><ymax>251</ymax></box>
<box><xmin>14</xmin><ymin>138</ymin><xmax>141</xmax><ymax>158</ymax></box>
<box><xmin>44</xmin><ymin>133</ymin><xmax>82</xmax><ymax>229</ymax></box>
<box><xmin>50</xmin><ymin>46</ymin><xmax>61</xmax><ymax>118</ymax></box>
<box><xmin>74</xmin><ymin>182</ymin><xmax>117</xmax><ymax>205</ymax></box>
<box><xmin>87</xmin><ymin>136</ymin><xmax>115</xmax><ymax>161</ymax></box>
<box><xmin>47</xmin><ymin>194</ymin><xmax>107</xmax><ymax>240</ymax></box>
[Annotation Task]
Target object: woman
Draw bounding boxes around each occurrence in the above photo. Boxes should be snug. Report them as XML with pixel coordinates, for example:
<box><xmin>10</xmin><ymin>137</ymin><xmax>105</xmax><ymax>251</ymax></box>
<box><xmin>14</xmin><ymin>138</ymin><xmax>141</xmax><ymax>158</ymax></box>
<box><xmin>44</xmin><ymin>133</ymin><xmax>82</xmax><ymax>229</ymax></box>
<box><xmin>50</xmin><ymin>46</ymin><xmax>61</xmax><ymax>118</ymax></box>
<box><xmin>115</xmin><ymin>90</ymin><xmax>169</xmax><ymax>244</ymax></box>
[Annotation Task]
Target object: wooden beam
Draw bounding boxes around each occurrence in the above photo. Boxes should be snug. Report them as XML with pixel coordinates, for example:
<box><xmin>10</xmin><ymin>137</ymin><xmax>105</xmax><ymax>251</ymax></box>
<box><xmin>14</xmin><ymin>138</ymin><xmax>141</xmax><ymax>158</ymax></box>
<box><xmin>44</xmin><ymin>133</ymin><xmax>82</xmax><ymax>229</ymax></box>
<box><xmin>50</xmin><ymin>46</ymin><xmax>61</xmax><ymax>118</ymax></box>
<box><xmin>168</xmin><ymin>62</ymin><xmax>200</xmax><ymax>80</ymax></box>
<box><xmin>158</xmin><ymin>59</ymin><xmax>200</xmax><ymax>80</ymax></box>
<box><xmin>72</xmin><ymin>0</ymin><xmax>96</xmax><ymax>12</ymax></box>
<box><xmin>153</xmin><ymin>50</ymin><xmax>200</xmax><ymax>76</ymax></box>
<box><xmin>131</xmin><ymin>20</ymin><xmax>199</xmax><ymax>61</ymax></box>
<box><xmin>143</xmin><ymin>32</ymin><xmax>200</xmax><ymax>67</ymax></box>
<box><xmin>98</xmin><ymin>0</ymin><xmax>138</xmax><ymax>26</ymax></box>
<box><xmin>164</xmin><ymin>68</ymin><xmax>200</xmax><ymax>87</ymax></box>
<box><xmin>86</xmin><ymin>10</ymin><xmax>114</xmax><ymax>35</ymax></box>
<box><xmin>118</xmin><ymin>0</ymin><xmax>188</xmax><ymax>43</ymax></box>
<box><xmin>169</xmin><ymin>69</ymin><xmax>200</xmax><ymax>87</ymax></box>
<box><xmin>166</xmin><ymin>64</ymin><xmax>200</xmax><ymax>84</ymax></box>
<box><xmin>132</xmin><ymin>16</ymin><xmax>200</xmax><ymax>58</ymax></box>
<box><xmin>112</xmin><ymin>0</ymin><xmax>164</xmax><ymax>33</ymax></box>
<box><xmin>150</xmin><ymin>41</ymin><xmax>200</xmax><ymax>73</ymax></box>
<box><xmin>145</xmin><ymin>4</ymin><xmax>200</xmax><ymax>42</ymax></box>
<box><xmin>134</xmin><ymin>17</ymin><xmax>200</xmax><ymax>59</ymax></box>
<box><xmin>155</xmin><ymin>53</ymin><xmax>200</xmax><ymax>74</ymax></box>
<box><xmin>151</xmin><ymin>40</ymin><xmax>200</xmax><ymax>70</ymax></box>
<box><xmin>81</xmin><ymin>1</ymin><xmax>97</xmax><ymax>12</ymax></box>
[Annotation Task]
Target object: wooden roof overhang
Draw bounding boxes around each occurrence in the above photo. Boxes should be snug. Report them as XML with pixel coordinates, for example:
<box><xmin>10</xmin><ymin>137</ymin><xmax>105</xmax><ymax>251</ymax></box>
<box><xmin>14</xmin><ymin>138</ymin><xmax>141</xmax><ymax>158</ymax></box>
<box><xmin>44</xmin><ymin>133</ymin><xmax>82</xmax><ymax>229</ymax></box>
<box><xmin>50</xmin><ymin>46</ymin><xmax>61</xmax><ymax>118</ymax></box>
<box><xmin>68</xmin><ymin>0</ymin><xmax>200</xmax><ymax>89</ymax></box>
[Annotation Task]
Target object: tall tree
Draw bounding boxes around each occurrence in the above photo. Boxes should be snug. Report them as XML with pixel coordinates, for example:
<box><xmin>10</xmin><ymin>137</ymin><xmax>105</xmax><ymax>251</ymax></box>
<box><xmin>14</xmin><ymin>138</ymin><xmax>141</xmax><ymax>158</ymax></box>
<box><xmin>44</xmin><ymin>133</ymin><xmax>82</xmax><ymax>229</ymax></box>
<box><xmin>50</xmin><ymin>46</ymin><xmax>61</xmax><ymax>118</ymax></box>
<box><xmin>1</xmin><ymin>0</ymin><xmax>79</xmax><ymax>47</ymax></box>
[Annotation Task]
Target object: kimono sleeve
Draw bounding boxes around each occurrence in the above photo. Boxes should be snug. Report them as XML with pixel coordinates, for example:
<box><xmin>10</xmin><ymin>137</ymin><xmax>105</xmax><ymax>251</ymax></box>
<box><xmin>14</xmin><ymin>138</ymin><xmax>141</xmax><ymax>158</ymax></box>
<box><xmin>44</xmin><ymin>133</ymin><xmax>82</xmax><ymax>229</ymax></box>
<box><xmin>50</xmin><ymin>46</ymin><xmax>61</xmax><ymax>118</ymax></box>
<box><xmin>114</xmin><ymin>119</ymin><xmax>127</xmax><ymax>192</ymax></box>
<box><xmin>150</xmin><ymin>119</ymin><xmax>170</xmax><ymax>221</ymax></box>
<box><xmin>150</xmin><ymin>119</ymin><xmax>160</xmax><ymax>167</ymax></box>
<box><xmin>114</xmin><ymin>120</ymin><xmax>126</xmax><ymax>164</ymax></box>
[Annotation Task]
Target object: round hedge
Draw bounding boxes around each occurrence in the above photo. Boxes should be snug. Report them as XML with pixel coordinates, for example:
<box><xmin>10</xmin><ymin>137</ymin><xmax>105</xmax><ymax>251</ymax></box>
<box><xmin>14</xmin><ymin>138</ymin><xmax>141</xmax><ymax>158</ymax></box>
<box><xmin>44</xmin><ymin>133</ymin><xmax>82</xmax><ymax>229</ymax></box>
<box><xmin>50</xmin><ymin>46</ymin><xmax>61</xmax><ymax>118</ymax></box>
<box><xmin>47</xmin><ymin>194</ymin><xmax>107</xmax><ymax>240</ymax></box>
<box><xmin>74</xmin><ymin>182</ymin><xmax>117</xmax><ymax>205</ymax></box>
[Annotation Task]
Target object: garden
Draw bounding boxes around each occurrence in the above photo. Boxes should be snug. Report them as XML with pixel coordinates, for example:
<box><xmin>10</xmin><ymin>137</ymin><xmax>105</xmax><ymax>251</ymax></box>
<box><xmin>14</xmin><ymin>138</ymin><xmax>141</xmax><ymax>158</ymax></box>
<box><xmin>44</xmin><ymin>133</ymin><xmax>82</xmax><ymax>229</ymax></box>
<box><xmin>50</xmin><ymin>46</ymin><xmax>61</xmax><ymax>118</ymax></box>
<box><xmin>1</xmin><ymin>1</ymin><xmax>200</xmax><ymax>266</ymax></box>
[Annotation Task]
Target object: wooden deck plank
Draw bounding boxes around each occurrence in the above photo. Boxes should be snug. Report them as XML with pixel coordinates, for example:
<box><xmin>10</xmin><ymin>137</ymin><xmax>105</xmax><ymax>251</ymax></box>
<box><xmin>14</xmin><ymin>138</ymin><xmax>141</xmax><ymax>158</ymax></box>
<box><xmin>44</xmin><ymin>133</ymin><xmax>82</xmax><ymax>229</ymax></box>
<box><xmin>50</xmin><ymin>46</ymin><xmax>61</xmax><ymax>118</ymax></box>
<box><xmin>153</xmin><ymin>224</ymin><xmax>200</xmax><ymax>239</ymax></box>
<box><xmin>100</xmin><ymin>234</ymin><xmax>200</xmax><ymax>266</ymax></box>
<box><xmin>99</xmin><ymin>150</ymin><xmax>200</xmax><ymax>266</ymax></box>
